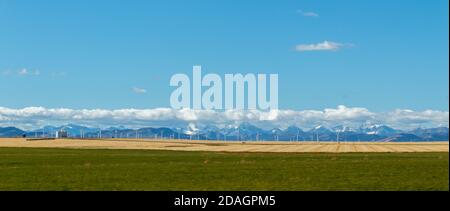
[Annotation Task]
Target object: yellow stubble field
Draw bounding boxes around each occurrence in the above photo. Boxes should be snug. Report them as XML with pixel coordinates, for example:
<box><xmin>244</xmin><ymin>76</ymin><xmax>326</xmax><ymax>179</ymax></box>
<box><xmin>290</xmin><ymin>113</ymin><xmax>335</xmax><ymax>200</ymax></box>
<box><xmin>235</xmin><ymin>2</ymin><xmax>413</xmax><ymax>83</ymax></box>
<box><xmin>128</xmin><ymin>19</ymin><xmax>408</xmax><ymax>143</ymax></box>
<box><xmin>0</xmin><ymin>138</ymin><xmax>448</xmax><ymax>153</ymax></box>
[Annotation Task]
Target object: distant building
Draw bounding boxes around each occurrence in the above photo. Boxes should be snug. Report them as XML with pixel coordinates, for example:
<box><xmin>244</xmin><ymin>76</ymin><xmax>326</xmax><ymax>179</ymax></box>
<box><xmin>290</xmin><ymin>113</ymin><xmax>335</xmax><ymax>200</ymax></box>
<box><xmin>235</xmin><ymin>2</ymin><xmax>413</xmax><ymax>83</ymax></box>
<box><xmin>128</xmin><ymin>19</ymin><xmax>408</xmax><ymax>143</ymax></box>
<box><xmin>56</xmin><ymin>130</ymin><xmax>68</xmax><ymax>138</ymax></box>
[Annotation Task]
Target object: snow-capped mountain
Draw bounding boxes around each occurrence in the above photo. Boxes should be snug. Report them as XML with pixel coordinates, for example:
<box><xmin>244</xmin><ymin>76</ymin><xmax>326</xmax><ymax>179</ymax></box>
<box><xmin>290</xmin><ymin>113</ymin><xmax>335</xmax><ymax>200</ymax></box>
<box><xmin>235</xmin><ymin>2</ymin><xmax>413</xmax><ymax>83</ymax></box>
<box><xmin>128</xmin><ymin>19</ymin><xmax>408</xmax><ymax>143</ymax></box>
<box><xmin>1</xmin><ymin>123</ymin><xmax>448</xmax><ymax>142</ymax></box>
<box><xmin>283</xmin><ymin>126</ymin><xmax>305</xmax><ymax>136</ymax></box>
<box><xmin>332</xmin><ymin>125</ymin><xmax>355</xmax><ymax>133</ymax></box>
<box><xmin>30</xmin><ymin>124</ymin><xmax>100</xmax><ymax>137</ymax></box>
<box><xmin>358</xmin><ymin>124</ymin><xmax>400</xmax><ymax>136</ymax></box>
<box><xmin>182</xmin><ymin>123</ymin><xmax>201</xmax><ymax>135</ymax></box>
<box><xmin>309</xmin><ymin>125</ymin><xmax>333</xmax><ymax>134</ymax></box>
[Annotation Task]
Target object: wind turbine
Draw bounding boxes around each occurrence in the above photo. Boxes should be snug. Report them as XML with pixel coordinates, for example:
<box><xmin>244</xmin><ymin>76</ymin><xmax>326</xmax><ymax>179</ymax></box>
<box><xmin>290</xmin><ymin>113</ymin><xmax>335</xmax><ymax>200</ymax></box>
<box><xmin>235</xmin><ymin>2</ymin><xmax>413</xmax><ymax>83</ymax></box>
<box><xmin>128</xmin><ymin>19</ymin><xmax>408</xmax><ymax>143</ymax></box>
<box><xmin>336</xmin><ymin>130</ymin><xmax>340</xmax><ymax>144</ymax></box>
<box><xmin>238</xmin><ymin>127</ymin><xmax>241</xmax><ymax>141</ymax></box>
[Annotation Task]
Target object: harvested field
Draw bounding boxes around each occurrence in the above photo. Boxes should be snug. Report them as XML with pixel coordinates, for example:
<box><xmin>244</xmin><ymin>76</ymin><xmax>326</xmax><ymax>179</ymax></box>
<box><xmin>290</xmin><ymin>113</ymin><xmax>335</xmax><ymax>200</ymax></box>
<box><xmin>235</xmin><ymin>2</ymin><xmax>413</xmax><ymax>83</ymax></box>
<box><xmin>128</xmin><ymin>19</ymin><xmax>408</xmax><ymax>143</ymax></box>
<box><xmin>0</xmin><ymin>138</ymin><xmax>448</xmax><ymax>153</ymax></box>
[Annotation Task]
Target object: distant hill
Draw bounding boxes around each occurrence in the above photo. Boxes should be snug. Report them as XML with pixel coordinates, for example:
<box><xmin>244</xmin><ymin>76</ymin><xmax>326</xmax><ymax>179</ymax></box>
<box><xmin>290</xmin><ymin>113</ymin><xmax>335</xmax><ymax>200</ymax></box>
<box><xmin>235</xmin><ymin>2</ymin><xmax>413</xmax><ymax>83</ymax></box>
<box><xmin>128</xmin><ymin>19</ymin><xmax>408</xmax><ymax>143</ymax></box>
<box><xmin>0</xmin><ymin>127</ymin><xmax>25</xmax><ymax>137</ymax></box>
<box><xmin>378</xmin><ymin>134</ymin><xmax>424</xmax><ymax>142</ymax></box>
<box><xmin>410</xmin><ymin>127</ymin><xmax>449</xmax><ymax>141</ymax></box>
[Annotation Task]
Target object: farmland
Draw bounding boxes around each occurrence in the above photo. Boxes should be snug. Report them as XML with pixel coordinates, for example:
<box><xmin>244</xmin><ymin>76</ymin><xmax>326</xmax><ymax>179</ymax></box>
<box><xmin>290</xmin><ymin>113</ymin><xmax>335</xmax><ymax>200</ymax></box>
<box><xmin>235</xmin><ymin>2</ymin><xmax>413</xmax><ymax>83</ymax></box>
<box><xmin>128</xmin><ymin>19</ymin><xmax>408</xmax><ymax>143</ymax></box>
<box><xmin>0</xmin><ymin>140</ymin><xmax>448</xmax><ymax>191</ymax></box>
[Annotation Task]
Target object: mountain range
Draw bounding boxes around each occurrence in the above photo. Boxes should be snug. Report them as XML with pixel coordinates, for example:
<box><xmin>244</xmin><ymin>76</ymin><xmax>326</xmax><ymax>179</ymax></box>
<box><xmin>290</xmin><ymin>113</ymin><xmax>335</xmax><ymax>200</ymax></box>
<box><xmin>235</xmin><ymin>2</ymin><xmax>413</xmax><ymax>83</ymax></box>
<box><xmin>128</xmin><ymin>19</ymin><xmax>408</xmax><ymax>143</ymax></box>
<box><xmin>0</xmin><ymin>123</ymin><xmax>448</xmax><ymax>142</ymax></box>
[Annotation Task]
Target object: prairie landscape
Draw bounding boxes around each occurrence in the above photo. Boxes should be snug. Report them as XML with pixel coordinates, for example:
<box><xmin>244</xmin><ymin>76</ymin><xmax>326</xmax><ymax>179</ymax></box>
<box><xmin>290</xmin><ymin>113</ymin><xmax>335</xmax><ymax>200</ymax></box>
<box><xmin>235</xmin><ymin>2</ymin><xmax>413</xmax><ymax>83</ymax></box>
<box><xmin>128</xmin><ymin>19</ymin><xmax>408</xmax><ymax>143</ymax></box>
<box><xmin>0</xmin><ymin>138</ymin><xmax>448</xmax><ymax>153</ymax></box>
<box><xmin>0</xmin><ymin>138</ymin><xmax>448</xmax><ymax>191</ymax></box>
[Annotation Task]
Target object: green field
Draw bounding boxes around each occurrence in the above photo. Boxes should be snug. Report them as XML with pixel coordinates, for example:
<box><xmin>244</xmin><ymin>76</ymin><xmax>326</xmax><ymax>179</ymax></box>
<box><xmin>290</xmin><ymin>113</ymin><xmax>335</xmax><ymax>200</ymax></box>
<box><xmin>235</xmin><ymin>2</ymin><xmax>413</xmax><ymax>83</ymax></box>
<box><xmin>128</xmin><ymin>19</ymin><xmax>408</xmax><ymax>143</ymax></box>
<box><xmin>0</xmin><ymin>147</ymin><xmax>448</xmax><ymax>191</ymax></box>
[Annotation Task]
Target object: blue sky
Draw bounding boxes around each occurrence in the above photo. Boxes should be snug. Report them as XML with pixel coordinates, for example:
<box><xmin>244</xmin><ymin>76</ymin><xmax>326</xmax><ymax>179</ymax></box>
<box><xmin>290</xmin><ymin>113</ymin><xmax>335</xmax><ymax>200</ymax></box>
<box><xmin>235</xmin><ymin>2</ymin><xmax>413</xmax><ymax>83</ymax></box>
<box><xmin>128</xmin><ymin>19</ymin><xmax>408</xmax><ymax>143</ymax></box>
<box><xmin>0</xmin><ymin>0</ymin><xmax>448</xmax><ymax>114</ymax></box>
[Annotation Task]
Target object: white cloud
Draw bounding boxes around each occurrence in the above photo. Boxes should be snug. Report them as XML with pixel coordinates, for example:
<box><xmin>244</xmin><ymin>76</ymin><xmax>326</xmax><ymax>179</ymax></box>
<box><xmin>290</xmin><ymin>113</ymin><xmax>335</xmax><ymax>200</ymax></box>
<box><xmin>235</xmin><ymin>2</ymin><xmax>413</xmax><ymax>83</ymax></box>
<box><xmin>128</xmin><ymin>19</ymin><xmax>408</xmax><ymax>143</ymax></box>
<box><xmin>132</xmin><ymin>87</ymin><xmax>147</xmax><ymax>94</ymax></box>
<box><xmin>2</xmin><ymin>68</ymin><xmax>41</xmax><ymax>76</ymax></box>
<box><xmin>295</xmin><ymin>41</ymin><xmax>345</xmax><ymax>52</ymax></box>
<box><xmin>18</xmin><ymin>68</ymin><xmax>29</xmax><ymax>75</ymax></box>
<box><xmin>297</xmin><ymin>10</ymin><xmax>319</xmax><ymax>17</ymax></box>
<box><xmin>383</xmin><ymin>109</ymin><xmax>450</xmax><ymax>129</ymax></box>
<box><xmin>0</xmin><ymin>106</ymin><xmax>448</xmax><ymax>131</ymax></box>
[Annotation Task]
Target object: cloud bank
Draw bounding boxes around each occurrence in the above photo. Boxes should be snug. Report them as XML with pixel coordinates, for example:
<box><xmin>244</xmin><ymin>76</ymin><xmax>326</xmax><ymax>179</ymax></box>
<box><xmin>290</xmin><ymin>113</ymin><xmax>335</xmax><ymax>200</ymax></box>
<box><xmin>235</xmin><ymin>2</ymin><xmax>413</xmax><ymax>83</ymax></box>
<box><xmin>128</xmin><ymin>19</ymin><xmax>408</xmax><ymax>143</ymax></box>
<box><xmin>0</xmin><ymin>106</ymin><xmax>448</xmax><ymax>130</ymax></box>
<box><xmin>297</xmin><ymin>10</ymin><xmax>319</xmax><ymax>17</ymax></box>
<box><xmin>132</xmin><ymin>87</ymin><xmax>147</xmax><ymax>94</ymax></box>
<box><xmin>295</xmin><ymin>41</ymin><xmax>345</xmax><ymax>52</ymax></box>
<box><xmin>2</xmin><ymin>68</ymin><xmax>40</xmax><ymax>76</ymax></box>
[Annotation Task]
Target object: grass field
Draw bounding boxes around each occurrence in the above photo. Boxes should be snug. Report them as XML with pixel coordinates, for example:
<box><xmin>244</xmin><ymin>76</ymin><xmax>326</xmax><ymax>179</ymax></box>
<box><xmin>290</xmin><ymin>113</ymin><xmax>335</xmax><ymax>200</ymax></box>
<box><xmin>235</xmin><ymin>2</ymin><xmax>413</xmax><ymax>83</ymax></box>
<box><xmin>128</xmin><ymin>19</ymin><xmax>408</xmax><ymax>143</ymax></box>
<box><xmin>0</xmin><ymin>147</ymin><xmax>448</xmax><ymax>191</ymax></box>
